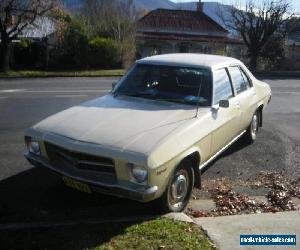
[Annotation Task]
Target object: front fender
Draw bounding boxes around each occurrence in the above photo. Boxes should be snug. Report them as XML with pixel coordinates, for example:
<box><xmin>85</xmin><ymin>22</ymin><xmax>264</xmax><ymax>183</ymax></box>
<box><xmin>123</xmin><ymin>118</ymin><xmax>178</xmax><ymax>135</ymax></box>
<box><xmin>147</xmin><ymin>134</ymin><xmax>211</xmax><ymax>198</ymax></box>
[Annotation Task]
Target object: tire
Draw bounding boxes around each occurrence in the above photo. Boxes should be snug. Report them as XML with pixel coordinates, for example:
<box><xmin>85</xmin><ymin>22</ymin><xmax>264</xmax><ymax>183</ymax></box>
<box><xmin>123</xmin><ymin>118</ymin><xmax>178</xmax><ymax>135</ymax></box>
<box><xmin>244</xmin><ymin>110</ymin><xmax>260</xmax><ymax>144</ymax></box>
<box><xmin>157</xmin><ymin>159</ymin><xmax>194</xmax><ymax>213</ymax></box>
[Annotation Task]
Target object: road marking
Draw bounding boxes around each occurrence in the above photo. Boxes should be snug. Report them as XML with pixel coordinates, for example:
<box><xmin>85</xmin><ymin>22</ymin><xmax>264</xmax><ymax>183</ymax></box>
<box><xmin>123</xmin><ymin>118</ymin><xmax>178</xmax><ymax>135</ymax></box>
<box><xmin>55</xmin><ymin>94</ymin><xmax>88</xmax><ymax>98</ymax></box>
<box><xmin>0</xmin><ymin>89</ymin><xmax>110</xmax><ymax>94</ymax></box>
<box><xmin>0</xmin><ymin>215</ymin><xmax>156</xmax><ymax>230</ymax></box>
<box><xmin>0</xmin><ymin>89</ymin><xmax>25</xmax><ymax>93</ymax></box>
<box><xmin>24</xmin><ymin>89</ymin><xmax>110</xmax><ymax>93</ymax></box>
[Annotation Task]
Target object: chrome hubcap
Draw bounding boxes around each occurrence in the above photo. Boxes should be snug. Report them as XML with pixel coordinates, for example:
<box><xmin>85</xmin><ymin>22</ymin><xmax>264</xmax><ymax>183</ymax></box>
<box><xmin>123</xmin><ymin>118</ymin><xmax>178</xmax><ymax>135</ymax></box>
<box><xmin>251</xmin><ymin>113</ymin><xmax>258</xmax><ymax>138</ymax></box>
<box><xmin>169</xmin><ymin>169</ymin><xmax>189</xmax><ymax>208</ymax></box>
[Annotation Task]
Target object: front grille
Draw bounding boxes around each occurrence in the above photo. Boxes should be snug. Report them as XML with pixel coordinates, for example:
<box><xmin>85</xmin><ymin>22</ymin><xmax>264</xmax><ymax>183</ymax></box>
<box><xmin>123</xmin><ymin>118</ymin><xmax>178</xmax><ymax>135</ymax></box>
<box><xmin>44</xmin><ymin>142</ymin><xmax>115</xmax><ymax>175</ymax></box>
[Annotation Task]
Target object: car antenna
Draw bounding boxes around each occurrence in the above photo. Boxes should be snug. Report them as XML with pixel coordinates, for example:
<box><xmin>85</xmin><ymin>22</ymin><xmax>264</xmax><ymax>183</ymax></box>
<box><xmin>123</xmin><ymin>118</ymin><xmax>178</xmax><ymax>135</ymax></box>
<box><xmin>195</xmin><ymin>77</ymin><xmax>203</xmax><ymax>118</ymax></box>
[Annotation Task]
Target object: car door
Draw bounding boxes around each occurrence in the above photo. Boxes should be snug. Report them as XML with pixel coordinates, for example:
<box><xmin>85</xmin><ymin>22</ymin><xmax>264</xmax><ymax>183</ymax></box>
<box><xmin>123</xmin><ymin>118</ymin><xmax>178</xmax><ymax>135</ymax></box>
<box><xmin>228</xmin><ymin>66</ymin><xmax>257</xmax><ymax>130</ymax></box>
<box><xmin>210</xmin><ymin>68</ymin><xmax>242</xmax><ymax>155</ymax></box>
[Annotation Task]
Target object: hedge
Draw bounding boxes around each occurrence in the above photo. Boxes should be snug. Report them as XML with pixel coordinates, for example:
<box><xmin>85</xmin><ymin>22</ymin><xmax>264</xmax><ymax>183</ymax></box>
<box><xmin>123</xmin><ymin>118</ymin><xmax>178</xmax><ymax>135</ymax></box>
<box><xmin>88</xmin><ymin>37</ymin><xmax>120</xmax><ymax>68</ymax></box>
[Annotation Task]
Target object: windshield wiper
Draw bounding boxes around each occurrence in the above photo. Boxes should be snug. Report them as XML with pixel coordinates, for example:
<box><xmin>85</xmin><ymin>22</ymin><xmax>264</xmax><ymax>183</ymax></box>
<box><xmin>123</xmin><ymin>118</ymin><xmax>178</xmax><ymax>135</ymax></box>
<box><xmin>114</xmin><ymin>91</ymin><xmax>156</xmax><ymax>99</ymax></box>
<box><xmin>155</xmin><ymin>98</ymin><xmax>193</xmax><ymax>105</ymax></box>
<box><xmin>115</xmin><ymin>92</ymin><xmax>205</xmax><ymax>106</ymax></box>
<box><xmin>155</xmin><ymin>97</ymin><xmax>207</xmax><ymax>106</ymax></box>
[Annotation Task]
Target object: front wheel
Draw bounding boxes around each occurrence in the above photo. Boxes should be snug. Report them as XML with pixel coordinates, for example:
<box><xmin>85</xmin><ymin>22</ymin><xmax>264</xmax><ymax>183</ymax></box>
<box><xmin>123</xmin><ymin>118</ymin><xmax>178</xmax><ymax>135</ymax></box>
<box><xmin>157</xmin><ymin>159</ymin><xmax>194</xmax><ymax>213</ymax></box>
<box><xmin>244</xmin><ymin>110</ymin><xmax>259</xmax><ymax>143</ymax></box>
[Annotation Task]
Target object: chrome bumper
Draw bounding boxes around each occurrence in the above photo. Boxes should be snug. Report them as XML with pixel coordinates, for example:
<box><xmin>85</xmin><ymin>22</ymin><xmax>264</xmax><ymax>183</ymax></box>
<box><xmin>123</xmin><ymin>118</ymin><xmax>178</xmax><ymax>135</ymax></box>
<box><xmin>25</xmin><ymin>153</ymin><xmax>158</xmax><ymax>202</ymax></box>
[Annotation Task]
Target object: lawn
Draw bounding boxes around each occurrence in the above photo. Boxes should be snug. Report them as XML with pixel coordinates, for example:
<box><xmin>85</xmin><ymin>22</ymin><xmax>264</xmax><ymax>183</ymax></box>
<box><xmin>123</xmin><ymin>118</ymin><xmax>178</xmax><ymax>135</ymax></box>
<box><xmin>0</xmin><ymin>218</ymin><xmax>214</xmax><ymax>250</ymax></box>
<box><xmin>0</xmin><ymin>69</ymin><xmax>125</xmax><ymax>78</ymax></box>
<box><xmin>95</xmin><ymin>218</ymin><xmax>214</xmax><ymax>250</ymax></box>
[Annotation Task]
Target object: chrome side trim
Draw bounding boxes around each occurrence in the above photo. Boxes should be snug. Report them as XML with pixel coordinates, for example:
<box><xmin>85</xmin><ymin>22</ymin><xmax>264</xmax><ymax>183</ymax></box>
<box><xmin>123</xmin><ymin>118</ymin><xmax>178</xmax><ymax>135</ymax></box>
<box><xmin>199</xmin><ymin>130</ymin><xmax>246</xmax><ymax>170</ymax></box>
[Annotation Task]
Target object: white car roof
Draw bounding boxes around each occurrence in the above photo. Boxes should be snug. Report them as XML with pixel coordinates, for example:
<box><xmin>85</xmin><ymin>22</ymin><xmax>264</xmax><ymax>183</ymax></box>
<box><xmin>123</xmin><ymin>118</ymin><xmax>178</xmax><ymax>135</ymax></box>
<box><xmin>137</xmin><ymin>53</ymin><xmax>242</xmax><ymax>70</ymax></box>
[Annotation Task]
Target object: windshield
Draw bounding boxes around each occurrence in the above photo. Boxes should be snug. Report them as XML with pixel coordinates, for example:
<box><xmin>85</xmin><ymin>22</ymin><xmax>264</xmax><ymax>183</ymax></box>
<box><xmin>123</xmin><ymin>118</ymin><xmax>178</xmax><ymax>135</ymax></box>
<box><xmin>113</xmin><ymin>64</ymin><xmax>212</xmax><ymax>106</ymax></box>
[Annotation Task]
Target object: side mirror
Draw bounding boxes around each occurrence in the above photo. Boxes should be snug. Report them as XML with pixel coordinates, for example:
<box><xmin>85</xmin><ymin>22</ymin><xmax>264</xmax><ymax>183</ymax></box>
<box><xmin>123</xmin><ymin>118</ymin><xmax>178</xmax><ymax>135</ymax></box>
<box><xmin>219</xmin><ymin>100</ymin><xmax>229</xmax><ymax>108</ymax></box>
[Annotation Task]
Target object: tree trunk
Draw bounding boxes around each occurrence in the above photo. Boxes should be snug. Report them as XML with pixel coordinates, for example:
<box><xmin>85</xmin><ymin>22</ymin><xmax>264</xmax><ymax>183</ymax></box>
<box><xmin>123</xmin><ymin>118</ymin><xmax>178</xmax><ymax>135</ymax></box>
<box><xmin>249</xmin><ymin>53</ymin><xmax>258</xmax><ymax>71</ymax></box>
<box><xmin>44</xmin><ymin>38</ymin><xmax>49</xmax><ymax>70</ymax></box>
<box><xmin>0</xmin><ymin>38</ymin><xmax>11</xmax><ymax>72</ymax></box>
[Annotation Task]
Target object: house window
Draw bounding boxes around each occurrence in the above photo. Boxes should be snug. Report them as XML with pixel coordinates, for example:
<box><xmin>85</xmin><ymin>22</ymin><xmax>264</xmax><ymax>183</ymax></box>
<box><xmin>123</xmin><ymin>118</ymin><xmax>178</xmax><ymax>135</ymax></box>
<box><xmin>200</xmin><ymin>45</ymin><xmax>211</xmax><ymax>54</ymax></box>
<box><xmin>179</xmin><ymin>44</ymin><xmax>189</xmax><ymax>53</ymax></box>
<box><xmin>150</xmin><ymin>46</ymin><xmax>161</xmax><ymax>56</ymax></box>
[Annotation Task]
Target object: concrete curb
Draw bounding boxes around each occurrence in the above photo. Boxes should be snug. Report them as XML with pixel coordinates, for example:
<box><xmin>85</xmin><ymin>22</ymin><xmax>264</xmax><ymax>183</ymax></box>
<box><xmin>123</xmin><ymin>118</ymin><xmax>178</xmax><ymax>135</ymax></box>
<box><xmin>162</xmin><ymin>212</ymin><xmax>218</xmax><ymax>249</ymax></box>
<box><xmin>163</xmin><ymin>212</ymin><xmax>194</xmax><ymax>223</ymax></box>
<box><xmin>164</xmin><ymin>210</ymin><xmax>300</xmax><ymax>250</ymax></box>
<box><xmin>193</xmin><ymin>210</ymin><xmax>300</xmax><ymax>250</ymax></box>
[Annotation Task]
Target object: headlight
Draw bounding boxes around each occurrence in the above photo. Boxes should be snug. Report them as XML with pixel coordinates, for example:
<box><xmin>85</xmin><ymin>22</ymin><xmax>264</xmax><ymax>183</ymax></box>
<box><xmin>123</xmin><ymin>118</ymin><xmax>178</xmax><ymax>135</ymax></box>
<box><xmin>128</xmin><ymin>163</ymin><xmax>148</xmax><ymax>183</ymax></box>
<box><xmin>25</xmin><ymin>137</ymin><xmax>40</xmax><ymax>155</ymax></box>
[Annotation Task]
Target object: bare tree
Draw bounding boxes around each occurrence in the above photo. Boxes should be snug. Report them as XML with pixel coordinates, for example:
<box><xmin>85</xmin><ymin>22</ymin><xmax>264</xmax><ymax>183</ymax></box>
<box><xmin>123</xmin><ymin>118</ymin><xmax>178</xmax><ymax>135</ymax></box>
<box><xmin>0</xmin><ymin>0</ymin><xmax>57</xmax><ymax>72</ymax></box>
<box><xmin>83</xmin><ymin>0</ymin><xmax>139</xmax><ymax>67</ymax></box>
<box><xmin>220</xmin><ymin>0</ymin><xmax>292</xmax><ymax>70</ymax></box>
<box><xmin>84</xmin><ymin>0</ymin><xmax>109</xmax><ymax>35</ymax></box>
<box><xmin>83</xmin><ymin>0</ymin><xmax>138</xmax><ymax>38</ymax></box>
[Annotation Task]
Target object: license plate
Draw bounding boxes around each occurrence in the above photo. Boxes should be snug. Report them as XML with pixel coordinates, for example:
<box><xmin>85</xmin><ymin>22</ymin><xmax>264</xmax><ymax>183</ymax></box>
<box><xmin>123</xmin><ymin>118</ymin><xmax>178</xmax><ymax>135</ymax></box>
<box><xmin>62</xmin><ymin>176</ymin><xmax>92</xmax><ymax>194</ymax></box>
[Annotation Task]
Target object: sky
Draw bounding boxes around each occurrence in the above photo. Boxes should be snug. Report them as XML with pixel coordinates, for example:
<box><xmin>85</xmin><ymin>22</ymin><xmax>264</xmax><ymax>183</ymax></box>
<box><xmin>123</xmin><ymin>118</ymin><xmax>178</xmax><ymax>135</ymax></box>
<box><xmin>171</xmin><ymin>0</ymin><xmax>300</xmax><ymax>12</ymax></box>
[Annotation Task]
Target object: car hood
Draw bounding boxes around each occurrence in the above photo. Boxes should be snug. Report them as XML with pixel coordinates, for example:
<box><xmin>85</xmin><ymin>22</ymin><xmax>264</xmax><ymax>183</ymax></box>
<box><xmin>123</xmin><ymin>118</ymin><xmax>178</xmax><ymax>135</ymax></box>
<box><xmin>34</xmin><ymin>94</ymin><xmax>205</xmax><ymax>154</ymax></box>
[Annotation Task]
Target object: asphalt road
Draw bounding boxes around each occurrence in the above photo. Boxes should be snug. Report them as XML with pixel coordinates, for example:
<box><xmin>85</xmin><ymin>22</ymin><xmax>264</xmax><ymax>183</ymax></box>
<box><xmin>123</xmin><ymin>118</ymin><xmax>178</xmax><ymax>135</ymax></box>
<box><xmin>0</xmin><ymin>77</ymin><xmax>299</xmax><ymax>224</ymax></box>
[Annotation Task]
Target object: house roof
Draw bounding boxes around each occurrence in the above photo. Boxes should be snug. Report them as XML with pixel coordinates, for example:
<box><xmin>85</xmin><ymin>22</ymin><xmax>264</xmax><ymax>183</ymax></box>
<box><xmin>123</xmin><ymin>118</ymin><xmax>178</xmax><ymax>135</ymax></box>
<box><xmin>137</xmin><ymin>53</ymin><xmax>242</xmax><ymax>69</ymax></box>
<box><xmin>18</xmin><ymin>17</ymin><xmax>55</xmax><ymax>40</ymax></box>
<box><xmin>138</xmin><ymin>8</ymin><xmax>228</xmax><ymax>36</ymax></box>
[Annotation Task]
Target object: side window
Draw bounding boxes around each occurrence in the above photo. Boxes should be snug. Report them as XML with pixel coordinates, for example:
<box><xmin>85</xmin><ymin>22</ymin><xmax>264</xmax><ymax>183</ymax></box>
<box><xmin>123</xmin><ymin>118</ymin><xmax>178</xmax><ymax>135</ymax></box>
<box><xmin>228</xmin><ymin>66</ymin><xmax>250</xmax><ymax>94</ymax></box>
<box><xmin>213</xmin><ymin>68</ymin><xmax>234</xmax><ymax>105</ymax></box>
<box><xmin>240</xmin><ymin>68</ymin><xmax>252</xmax><ymax>87</ymax></box>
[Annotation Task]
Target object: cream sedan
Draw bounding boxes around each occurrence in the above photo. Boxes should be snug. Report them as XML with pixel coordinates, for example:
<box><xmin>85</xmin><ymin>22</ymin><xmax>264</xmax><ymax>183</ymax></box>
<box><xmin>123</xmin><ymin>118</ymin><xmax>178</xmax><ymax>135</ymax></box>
<box><xmin>24</xmin><ymin>54</ymin><xmax>271</xmax><ymax>212</ymax></box>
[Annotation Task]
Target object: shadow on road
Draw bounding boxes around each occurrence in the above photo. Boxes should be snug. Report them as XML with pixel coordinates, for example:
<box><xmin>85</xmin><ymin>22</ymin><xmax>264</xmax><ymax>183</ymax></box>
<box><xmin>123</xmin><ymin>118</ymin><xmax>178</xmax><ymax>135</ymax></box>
<box><xmin>0</xmin><ymin>220</ymin><xmax>149</xmax><ymax>250</ymax></box>
<box><xmin>221</xmin><ymin>136</ymin><xmax>250</xmax><ymax>157</ymax></box>
<box><xmin>0</xmin><ymin>167</ymin><xmax>157</xmax><ymax>225</ymax></box>
<box><xmin>0</xmin><ymin>167</ymin><xmax>159</xmax><ymax>249</ymax></box>
<box><xmin>201</xmin><ymin>136</ymin><xmax>249</xmax><ymax>175</ymax></box>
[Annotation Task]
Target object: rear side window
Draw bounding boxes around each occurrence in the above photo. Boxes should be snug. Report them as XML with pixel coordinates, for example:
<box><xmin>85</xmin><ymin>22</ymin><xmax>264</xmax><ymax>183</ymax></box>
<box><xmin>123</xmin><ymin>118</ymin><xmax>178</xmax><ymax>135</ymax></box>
<box><xmin>240</xmin><ymin>68</ymin><xmax>252</xmax><ymax>87</ymax></box>
<box><xmin>213</xmin><ymin>68</ymin><xmax>233</xmax><ymax>105</ymax></box>
<box><xmin>228</xmin><ymin>66</ymin><xmax>251</xmax><ymax>94</ymax></box>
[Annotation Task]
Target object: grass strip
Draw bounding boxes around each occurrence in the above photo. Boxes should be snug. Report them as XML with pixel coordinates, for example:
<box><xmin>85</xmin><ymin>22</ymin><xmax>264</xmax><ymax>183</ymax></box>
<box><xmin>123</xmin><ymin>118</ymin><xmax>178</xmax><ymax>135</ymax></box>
<box><xmin>0</xmin><ymin>69</ymin><xmax>125</xmax><ymax>78</ymax></box>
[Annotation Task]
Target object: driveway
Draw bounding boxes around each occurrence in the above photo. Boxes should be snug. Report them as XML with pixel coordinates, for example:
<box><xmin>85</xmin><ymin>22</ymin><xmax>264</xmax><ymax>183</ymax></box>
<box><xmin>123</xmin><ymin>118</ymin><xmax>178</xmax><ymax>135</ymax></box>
<box><xmin>0</xmin><ymin>77</ymin><xmax>299</xmax><ymax>224</ymax></box>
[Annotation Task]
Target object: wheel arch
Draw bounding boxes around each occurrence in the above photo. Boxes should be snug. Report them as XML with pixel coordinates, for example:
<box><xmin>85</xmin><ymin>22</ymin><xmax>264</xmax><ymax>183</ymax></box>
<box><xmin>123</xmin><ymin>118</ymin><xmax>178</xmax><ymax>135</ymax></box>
<box><xmin>257</xmin><ymin>104</ymin><xmax>264</xmax><ymax>127</ymax></box>
<box><xmin>178</xmin><ymin>150</ymin><xmax>201</xmax><ymax>188</ymax></box>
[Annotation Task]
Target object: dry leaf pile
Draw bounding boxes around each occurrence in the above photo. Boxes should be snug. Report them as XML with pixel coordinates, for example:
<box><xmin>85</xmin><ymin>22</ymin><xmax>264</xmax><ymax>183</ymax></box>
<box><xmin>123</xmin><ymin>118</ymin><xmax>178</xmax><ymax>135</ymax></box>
<box><xmin>189</xmin><ymin>172</ymin><xmax>299</xmax><ymax>218</ymax></box>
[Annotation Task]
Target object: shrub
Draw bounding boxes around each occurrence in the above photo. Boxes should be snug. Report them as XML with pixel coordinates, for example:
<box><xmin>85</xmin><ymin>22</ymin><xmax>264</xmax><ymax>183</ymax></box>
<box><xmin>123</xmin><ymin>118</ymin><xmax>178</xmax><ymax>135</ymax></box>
<box><xmin>52</xmin><ymin>17</ymin><xmax>89</xmax><ymax>69</ymax></box>
<box><xmin>18</xmin><ymin>39</ymin><xmax>34</xmax><ymax>49</ymax></box>
<box><xmin>88</xmin><ymin>37</ymin><xmax>120</xmax><ymax>68</ymax></box>
<box><xmin>13</xmin><ymin>39</ymin><xmax>44</xmax><ymax>69</ymax></box>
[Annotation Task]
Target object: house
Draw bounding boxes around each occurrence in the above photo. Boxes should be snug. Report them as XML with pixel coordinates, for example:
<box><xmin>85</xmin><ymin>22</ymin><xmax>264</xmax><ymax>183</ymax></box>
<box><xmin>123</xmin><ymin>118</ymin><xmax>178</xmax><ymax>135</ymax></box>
<box><xmin>136</xmin><ymin>1</ymin><xmax>243</xmax><ymax>59</ymax></box>
<box><xmin>285</xmin><ymin>24</ymin><xmax>300</xmax><ymax>70</ymax></box>
<box><xmin>8</xmin><ymin>17</ymin><xmax>57</xmax><ymax>69</ymax></box>
<box><xmin>12</xmin><ymin>17</ymin><xmax>57</xmax><ymax>44</ymax></box>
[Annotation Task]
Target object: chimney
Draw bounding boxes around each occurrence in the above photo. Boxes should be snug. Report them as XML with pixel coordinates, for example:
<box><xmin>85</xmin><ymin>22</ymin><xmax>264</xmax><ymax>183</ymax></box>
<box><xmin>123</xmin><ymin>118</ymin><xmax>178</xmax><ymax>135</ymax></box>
<box><xmin>197</xmin><ymin>0</ymin><xmax>204</xmax><ymax>12</ymax></box>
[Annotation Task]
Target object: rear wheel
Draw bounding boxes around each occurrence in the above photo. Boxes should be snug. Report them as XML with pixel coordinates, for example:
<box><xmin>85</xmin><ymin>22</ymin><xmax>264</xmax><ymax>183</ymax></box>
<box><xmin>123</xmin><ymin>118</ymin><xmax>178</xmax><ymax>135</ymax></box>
<box><xmin>244</xmin><ymin>110</ymin><xmax>259</xmax><ymax>143</ymax></box>
<box><xmin>157</xmin><ymin>159</ymin><xmax>194</xmax><ymax>213</ymax></box>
